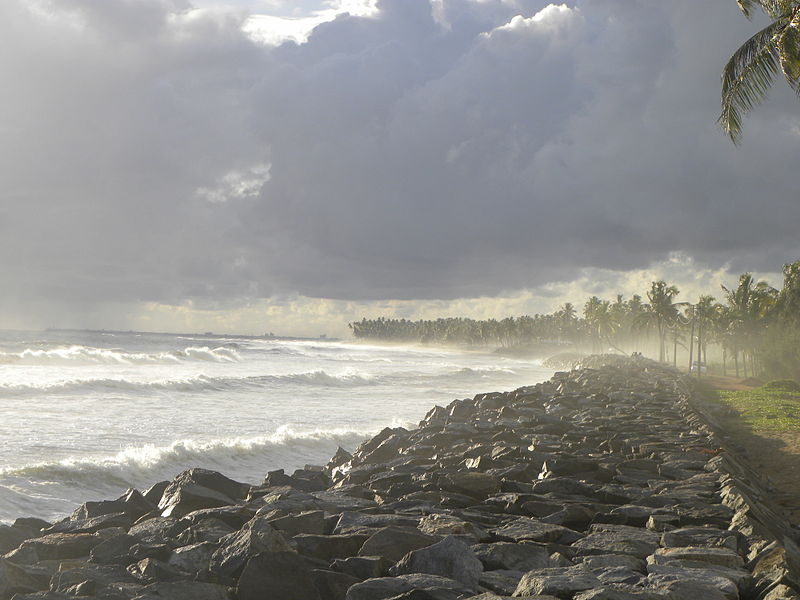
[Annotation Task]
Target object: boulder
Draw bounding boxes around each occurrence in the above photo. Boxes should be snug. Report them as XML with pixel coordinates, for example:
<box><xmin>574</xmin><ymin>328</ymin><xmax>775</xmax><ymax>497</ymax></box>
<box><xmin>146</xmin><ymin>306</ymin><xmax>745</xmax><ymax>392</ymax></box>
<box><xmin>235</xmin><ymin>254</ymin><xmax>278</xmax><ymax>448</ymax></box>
<box><xmin>269</xmin><ymin>510</ymin><xmax>327</xmax><ymax>536</ymax></box>
<box><xmin>418</xmin><ymin>515</ymin><xmax>488</xmax><ymax>542</ymax></box>
<box><xmin>18</xmin><ymin>533</ymin><xmax>101</xmax><ymax>560</ymax></box>
<box><xmin>313</xmin><ymin>569</ymin><xmax>362</xmax><ymax>600</ymax></box>
<box><xmin>237</xmin><ymin>551</ymin><xmax>321</xmax><ymax>600</ymax></box>
<box><xmin>471</xmin><ymin>543</ymin><xmax>549</xmax><ymax>572</ymax></box>
<box><xmin>492</xmin><ymin>518</ymin><xmax>582</xmax><ymax>545</ymax></box>
<box><xmin>570</xmin><ymin>526</ymin><xmax>660</xmax><ymax>560</ymax></box>
<box><xmin>390</xmin><ymin>536</ymin><xmax>483</xmax><ymax>590</ymax></box>
<box><xmin>167</xmin><ymin>541</ymin><xmax>218</xmax><ymax>574</ymax></box>
<box><xmin>345</xmin><ymin>574</ymin><xmax>473</xmax><ymax>600</ymax></box>
<box><xmin>133</xmin><ymin>580</ymin><xmax>232</xmax><ymax>599</ymax></box>
<box><xmin>0</xmin><ymin>558</ymin><xmax>45</xmax><ymax>598</ymax></box>
<box><xmin>158</xmin><ymin>469</ymin><xmax>246</xmax><ymax>518</ymax></box>
<box><xmin>208</xmin><ymin>516</ymin><xmax>293</xmax><ymax>578</ymax></box>
<box><xmin>512</xmin><ymin>566</ymin><xmax>601</xmax><ymax>597</ymax></box>
<box><xmin>0</xmin><ymin>525</ymin><xmax>31</xmax><ymax>554</ymax></box>
<box><xmin>359</xmin><ymin>527</ymin><xmax>439</xmax><ymax>562</ymax></box>
<box><xmin>331</xmin><ymin>555</ymin><xmax>391</xmax><ymax>580</ymax></box>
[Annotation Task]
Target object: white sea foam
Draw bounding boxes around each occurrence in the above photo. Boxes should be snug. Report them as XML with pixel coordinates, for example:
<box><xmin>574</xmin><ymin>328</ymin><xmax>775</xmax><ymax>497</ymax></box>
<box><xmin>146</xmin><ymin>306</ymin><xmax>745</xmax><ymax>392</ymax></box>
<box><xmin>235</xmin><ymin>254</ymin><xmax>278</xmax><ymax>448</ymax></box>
<box><xmin>0</xmin><ymin>345</ymin><xmax>241</xmax><ymax>366</ymax></box>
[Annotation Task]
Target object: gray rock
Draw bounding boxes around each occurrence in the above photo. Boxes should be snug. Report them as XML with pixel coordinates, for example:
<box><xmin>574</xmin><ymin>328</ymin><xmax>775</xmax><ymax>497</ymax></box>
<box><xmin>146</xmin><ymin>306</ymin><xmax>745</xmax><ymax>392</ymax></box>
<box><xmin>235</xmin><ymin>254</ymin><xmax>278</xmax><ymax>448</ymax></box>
<box><xmin>0</xmin><ymin>558</ymin><xmax>45</xmax><ymax>597</ymax></box>
<box><xmin>127</xmin><ymin>557</ymin><xmax>186</xmax><ymax>582</ymax></box>
<box><xmin>578</xmin><ymin>555</ymin><xmax>646</xmax><ymax>573</ymax></box>
<box><xmin>0</xmin><ymin>525</ymin><xmax>31</xmax><ymax>554</ymax></box>
<box><xmin>512</xmin><ymin>566</ymin><xmax>601</xmax><ymax>597</ymax></box>
<box><xmin>128</xmin><ymin>517</ymin><xmax>188</xmax><ymax>545</ymax></box>
<box><xmin>570</xmin><ymin>526</ymin><xmax>660</xmax><ymax>559</ymax></box>
<box><xmin>312</xmin><ymin>568</ymin><xmax>362</xmax><ymax>600</ymax></box>
<box><xmin>418</xmin><ymin>515</ymin><xmax>488</xmax><ymax>542</ymax></box>
<box><xmin>295</xmin><ymin>533</ymin><xmax>371</xmax><ymax>561</ymax></box>
<box><xmin>660</xmin><ymin>528</ymin><xmax>741</xmax><ymax>552</ymax></box>
<box><xmin>391</xmin><ymin>536</ymin><xmax>483</xmax><ymax>590</ymax></box>
<box><xmin>345</xmin><ymin>574</ymin><xmax>473</xmax><ymax>600</ymax></box>
<box><xmin>50</xmin><ymin>562</ymin><xmax>138</xmax><ymax>594</ymax></box>
<box><xmin>18</xmin><ymin>533</ymin><xmax>101</xmax><ymax>560</ymax></box>
<box><xmin>648</xmin><ymin>546</ymin><xmax>744</xmax><ymax>569</ymax></box>
<box><xmin>208</xmin><ymin>516</ymin><xmax>292</xmax><ymax>578</ymax></box>
<box><xmin>492</xmin><ymin>518</ymin><xmax>582</xmax><ymax>545</ymax></box>
<box><xmin>573</xmin><ymin>586</ymin><xmax>669</xmax><ymax>599</ymax></box>
<box><xmin>269</xmin><ymin>510</ymin><xmax>327</xmax><ymax>536</ymax></box>
<box><xmin>167</xmin><ymin>541</ymin><xmax>218</xmax><ymax>573</ymax></box>
<box><xmin>331</xmin><ymin>555</ymin><xmax>391</xmax><ymax>580</ymax></box>
<box><xmin>471</xmin><ymin>543</ymin><xmax>549</xmax><ymax>572</ymax></box>
<box><xmin>334</xmin><ymin>512</ymin><xmax>419</xmax><ymax>535</ymax></box>
<box><xmin>359</xmin><ymin>527</ymin><xmax>439</xmax><ymax>562</ymax></box>
<box><xmin>237</xmin><ymin>551</ymin><xmax>321</xmax><ymax>600</ymax></box>
<box><xmin>478</xmin><ymin>570</ymin><xmax>523</xmax><ymax>595</ymax></box>
<box><xmin>133</xmin><ymin>580</ymin><xmax>232</xmax><ymax>599</ymax></box>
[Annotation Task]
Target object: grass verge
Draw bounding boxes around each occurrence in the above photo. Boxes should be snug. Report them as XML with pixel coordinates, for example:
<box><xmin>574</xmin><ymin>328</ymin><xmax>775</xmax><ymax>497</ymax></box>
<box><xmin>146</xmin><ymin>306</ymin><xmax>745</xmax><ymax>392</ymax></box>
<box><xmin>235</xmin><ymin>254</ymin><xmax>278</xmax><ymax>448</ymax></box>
<box><xmin>708</xmin><ymin>382</ymin><xmax>800</xmax><ymax>433</ymax></box>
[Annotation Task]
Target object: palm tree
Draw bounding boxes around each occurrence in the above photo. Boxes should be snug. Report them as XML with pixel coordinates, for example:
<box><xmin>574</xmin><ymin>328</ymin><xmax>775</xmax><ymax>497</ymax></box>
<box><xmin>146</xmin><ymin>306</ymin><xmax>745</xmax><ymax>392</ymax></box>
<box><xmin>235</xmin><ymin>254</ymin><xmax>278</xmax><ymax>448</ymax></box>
<box><xmin>721</xmin><ymin>273</ymin><xmax>777</xmax><ymax>376</ymax></box>
<box><xmin>720</xmin><ymin>0</ymin><xmax>800</xmax><ymax>142</ymax></box>
<box><xmin>643</xmin><ymin>281</ymin><xmax>682</xmax><ymax>362</ymax></box>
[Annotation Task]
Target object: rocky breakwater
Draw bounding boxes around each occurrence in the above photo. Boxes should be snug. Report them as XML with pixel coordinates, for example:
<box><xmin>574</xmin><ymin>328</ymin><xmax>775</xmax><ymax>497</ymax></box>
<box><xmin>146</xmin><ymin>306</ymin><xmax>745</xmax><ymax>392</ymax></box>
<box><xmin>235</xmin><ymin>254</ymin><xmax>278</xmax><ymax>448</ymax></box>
<box><xmin>2</xmin><ymin>357</ymin><xmax>800</xmax><ymax>600</ymax></box>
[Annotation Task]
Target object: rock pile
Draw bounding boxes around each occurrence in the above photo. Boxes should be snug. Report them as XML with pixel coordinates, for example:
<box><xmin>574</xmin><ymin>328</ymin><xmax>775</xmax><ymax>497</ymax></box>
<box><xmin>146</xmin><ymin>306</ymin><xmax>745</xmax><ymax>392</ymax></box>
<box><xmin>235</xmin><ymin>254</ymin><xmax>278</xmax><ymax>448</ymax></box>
<box><xmin>1</xmin><ymin>357</ymin><xmax>799</xmax><ymax>599</ymax></box>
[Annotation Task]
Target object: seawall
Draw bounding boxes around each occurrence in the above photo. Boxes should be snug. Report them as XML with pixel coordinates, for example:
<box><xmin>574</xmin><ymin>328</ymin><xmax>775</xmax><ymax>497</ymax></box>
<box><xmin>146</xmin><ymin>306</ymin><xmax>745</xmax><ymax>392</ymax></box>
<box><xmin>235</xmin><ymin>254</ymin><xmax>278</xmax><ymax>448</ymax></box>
<box><xmin>1</xmin><ymin>356</ymin><xmax>799</xmax><ymax>599</ymax></box>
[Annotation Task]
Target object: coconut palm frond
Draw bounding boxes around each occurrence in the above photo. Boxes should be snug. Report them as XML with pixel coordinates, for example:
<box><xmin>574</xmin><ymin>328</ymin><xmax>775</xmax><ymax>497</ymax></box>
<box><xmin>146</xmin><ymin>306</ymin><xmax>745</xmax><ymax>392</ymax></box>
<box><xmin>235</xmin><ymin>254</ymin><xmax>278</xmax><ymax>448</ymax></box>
<box><xmin>779</xmin><ymin>18</ymin><xmax>800</xmax><ymax>90</ymax></box>
<box><xmin>720</xmin><ymin>19</ymin><xmax>788</xmax><ymax>143</ymax></box>
<box><xmin>738</xmin><ymin>0</ymin><xmax>794</xmax><ymax>19</ymax></box>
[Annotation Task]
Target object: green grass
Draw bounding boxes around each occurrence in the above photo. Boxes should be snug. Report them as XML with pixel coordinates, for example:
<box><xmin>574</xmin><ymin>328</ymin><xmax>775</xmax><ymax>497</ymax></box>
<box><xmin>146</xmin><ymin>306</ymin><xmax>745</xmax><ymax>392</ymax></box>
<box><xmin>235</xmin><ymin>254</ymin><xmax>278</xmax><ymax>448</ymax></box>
<box><xmin>711</xmin><ymin>383</ymin><xmax>800</xmax><ymax>432</ymax></box>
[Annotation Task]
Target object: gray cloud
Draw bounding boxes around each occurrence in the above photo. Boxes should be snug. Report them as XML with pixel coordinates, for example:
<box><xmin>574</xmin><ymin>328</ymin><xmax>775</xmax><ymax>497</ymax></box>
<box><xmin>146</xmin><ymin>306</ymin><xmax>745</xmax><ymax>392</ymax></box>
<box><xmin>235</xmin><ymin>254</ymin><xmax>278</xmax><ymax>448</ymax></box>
<box><xmin>1</xmin><ymin>0</ymin><xmax>799</xmax><ymax>327</ymax></box>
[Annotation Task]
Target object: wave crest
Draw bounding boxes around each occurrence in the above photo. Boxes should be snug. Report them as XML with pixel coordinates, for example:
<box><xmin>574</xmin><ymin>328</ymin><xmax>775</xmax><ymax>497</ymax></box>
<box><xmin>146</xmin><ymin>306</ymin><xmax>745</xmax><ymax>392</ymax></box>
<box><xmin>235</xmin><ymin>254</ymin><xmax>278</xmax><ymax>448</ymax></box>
<box><xmin>0</xmin><ymin>345</ymin><xmax>241</xmax><ymax>366</ymax></box>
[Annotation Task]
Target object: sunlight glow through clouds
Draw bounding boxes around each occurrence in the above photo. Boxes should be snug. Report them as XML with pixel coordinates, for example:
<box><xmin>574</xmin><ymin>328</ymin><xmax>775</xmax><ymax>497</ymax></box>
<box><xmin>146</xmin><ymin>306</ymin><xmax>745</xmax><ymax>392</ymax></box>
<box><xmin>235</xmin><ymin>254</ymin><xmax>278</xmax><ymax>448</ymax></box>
<box><xmin>241</xmin><ymin>0</ymin><xmax>377</xmax><ymax>45</ymax></box>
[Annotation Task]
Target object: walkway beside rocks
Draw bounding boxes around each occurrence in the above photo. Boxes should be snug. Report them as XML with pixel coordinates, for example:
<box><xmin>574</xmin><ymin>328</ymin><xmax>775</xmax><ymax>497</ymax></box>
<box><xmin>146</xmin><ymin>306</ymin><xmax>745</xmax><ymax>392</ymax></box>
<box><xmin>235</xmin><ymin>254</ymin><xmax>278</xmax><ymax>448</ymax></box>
<box><xmin>1</xmin><ymin>356</ymin><xmax>799</xmax><ymax>599</ymax></box>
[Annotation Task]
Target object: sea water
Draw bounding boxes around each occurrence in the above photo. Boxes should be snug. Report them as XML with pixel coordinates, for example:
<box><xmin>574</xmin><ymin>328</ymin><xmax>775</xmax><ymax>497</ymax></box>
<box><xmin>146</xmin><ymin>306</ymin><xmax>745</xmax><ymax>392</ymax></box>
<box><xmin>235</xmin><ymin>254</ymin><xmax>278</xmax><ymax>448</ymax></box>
<box><xmin>0</xmin><ymin>329</ymin><xmax>553</xmax><ymax>522</ymax></box>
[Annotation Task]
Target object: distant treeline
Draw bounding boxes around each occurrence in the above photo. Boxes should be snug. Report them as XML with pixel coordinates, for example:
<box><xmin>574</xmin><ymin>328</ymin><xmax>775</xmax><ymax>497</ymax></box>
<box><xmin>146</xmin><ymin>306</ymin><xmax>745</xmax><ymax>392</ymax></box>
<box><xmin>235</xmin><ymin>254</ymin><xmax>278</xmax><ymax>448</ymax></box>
<box><xmin>349</xmin><ymin>260</ymin><xmax>800</xmax><ymax>381</ymax></box>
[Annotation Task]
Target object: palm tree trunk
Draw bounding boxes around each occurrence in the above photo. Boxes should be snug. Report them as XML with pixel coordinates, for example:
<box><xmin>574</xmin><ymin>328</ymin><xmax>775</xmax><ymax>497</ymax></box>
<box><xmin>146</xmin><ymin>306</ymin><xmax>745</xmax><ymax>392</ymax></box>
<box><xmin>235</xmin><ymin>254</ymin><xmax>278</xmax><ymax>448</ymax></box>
<box><xmin>688</xmin><ymin>313</ymin><xmax>695</xmax><ymax>374</ymax></box>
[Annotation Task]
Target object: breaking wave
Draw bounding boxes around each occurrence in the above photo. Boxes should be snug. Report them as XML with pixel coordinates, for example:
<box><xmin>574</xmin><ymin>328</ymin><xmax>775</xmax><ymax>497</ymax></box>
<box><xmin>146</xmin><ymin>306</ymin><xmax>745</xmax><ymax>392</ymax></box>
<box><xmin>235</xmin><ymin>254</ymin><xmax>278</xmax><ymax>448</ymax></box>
<box><xmin>0</xmin><ymin>345</ymin><xmax>242</xmax><ymax>366</ymax></box>
<box><xmin>0</xmin><ymin>427</ymin><xmax>374</xmax><ymax>521</ymax></box>
<box><xmin>0</xmin><ymin>370</ymin><xmax>379</xmax><ymax>396</ymax></box>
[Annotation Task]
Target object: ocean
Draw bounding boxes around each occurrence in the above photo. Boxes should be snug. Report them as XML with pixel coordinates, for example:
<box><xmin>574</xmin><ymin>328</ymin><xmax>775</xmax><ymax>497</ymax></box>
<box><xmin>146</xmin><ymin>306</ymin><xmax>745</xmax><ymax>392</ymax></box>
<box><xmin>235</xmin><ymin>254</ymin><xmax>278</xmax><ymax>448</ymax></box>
<box><xmin>0</xmin><ymin>329</ymin><xmax>553</xmax><ymax>523</ymax></box>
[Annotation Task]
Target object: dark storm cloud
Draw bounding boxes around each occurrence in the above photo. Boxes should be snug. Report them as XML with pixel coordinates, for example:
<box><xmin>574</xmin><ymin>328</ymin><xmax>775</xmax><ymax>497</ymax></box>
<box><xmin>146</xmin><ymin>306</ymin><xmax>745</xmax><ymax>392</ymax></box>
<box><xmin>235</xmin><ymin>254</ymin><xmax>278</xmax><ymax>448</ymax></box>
<box><xmin>1</xmin><ymin>0</ymin><xmax>798</xmax><ymax>322</ymax></box>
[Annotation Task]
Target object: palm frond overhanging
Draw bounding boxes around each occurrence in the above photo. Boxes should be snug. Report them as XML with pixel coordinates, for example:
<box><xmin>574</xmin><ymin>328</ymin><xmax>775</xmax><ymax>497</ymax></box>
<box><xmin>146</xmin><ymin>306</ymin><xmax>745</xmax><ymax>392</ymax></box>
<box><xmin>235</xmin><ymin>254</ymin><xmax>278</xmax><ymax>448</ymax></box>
<box><xmin>721</xmin><ymin>1</ymin><xmax>800</xmax><ymax>142</ymax></box>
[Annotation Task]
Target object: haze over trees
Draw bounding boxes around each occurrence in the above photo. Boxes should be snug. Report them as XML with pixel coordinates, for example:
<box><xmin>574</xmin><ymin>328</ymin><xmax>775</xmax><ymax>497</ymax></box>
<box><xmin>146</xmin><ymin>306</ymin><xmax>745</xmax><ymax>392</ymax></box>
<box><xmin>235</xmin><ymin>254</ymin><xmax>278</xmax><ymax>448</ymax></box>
<box><xmin>350</xmin><ymin>260</ymin><xmax>800</xmax><ymax>381</ymax></box>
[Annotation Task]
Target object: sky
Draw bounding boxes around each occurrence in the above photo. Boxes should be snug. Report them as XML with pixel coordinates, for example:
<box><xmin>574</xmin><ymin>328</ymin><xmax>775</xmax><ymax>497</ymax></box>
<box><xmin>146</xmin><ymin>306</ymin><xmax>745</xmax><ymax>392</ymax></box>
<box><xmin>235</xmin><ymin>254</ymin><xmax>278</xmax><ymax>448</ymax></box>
<box><xmin>1</xmin><ymin>0</ymin><xmax>799</xmax><ymax>337</ymax></box>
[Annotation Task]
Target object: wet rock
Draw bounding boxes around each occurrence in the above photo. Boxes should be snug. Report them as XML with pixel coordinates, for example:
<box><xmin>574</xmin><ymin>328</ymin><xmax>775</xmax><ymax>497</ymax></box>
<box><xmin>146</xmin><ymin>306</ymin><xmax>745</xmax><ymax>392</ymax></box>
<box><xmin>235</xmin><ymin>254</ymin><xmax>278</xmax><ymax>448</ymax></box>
<box><xmin>237</xmin><ymin>551</ymin><xmax>320</xmax><ymax>600</ymax></box>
